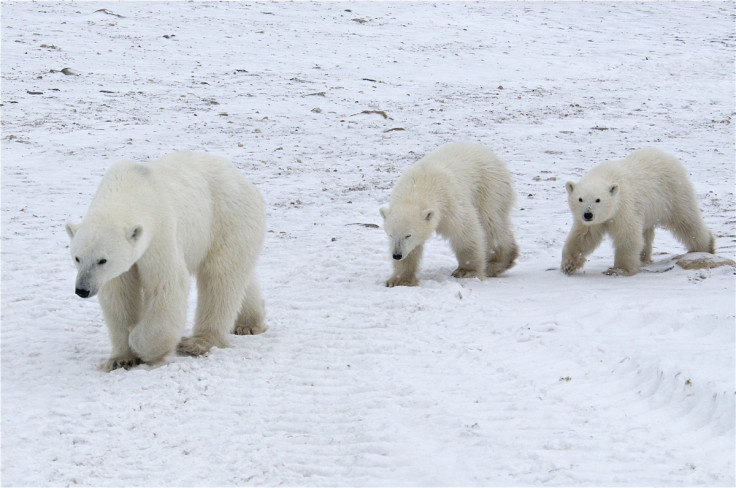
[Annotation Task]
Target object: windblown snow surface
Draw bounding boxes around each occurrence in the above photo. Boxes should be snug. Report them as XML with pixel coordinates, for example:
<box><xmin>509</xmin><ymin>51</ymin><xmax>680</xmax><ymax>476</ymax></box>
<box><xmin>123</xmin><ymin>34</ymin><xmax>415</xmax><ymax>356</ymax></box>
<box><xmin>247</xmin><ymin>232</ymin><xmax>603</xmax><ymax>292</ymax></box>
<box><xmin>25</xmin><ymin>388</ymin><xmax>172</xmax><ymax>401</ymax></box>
<box><xmin>1</xmin><ymin>2</ymin><xmax>735</xmax><ymax>486</ymax></box>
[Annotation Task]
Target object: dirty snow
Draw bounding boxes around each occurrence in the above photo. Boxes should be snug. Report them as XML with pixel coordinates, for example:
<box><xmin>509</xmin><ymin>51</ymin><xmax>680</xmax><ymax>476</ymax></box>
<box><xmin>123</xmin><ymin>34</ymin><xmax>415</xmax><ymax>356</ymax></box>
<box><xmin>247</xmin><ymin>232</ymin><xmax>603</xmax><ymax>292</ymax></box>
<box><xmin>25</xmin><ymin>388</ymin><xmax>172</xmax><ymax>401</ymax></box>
<box><xmin>1</xmin><ymin>1</ymin><xmax>734</xmax><ymax>486</ymax></box>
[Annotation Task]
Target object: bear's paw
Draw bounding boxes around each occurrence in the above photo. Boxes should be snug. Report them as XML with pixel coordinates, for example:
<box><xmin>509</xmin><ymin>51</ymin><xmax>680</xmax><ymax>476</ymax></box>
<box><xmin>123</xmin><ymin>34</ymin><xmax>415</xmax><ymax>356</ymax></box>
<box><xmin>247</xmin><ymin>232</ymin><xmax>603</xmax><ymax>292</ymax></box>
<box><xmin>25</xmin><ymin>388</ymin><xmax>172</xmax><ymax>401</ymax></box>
<box><xmin>177</xmin><ymin>336</ymin><xmax>218</xmax><ymax>356</ymax></box>
<box><xmin>234</xmin><ymin>322</ymin><xmax>267</xmax><ymax>336</ymax></box>
<box><xmin>561</xmin><ymin>255</ymin><xmax>585</xmax><ymax>275</ymax></box>
<box><xmin>604</xmin><ymin>266</ymin><xmax>637</xmax><ymax>276</ymax></box>
<box><xmin>451</xmin><ymin>267</ymin><xmax>483</xmax><ymax>280</ymax></box>
<box><xmin>386</xmin><ymin>275</ymin><xmax>418</xmax><ymax>287</ymax></box>
<box><xmin>101</xmin><ymin>356</ymin><xmax>142</xmax><ymax>372</ymax></box>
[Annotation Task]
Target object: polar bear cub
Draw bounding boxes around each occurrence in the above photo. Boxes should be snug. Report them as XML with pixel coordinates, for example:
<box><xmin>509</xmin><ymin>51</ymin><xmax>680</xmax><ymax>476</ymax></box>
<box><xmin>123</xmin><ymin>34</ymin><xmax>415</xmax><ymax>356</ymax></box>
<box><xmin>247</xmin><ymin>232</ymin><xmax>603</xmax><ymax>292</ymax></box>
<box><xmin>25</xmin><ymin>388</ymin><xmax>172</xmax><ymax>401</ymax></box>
<box><xmin>562</xmin><ymin>148</ymin><xmax>715</xmax><ymax>276</ymax></box>
<box><xmin>66</xmin><ymin>152</ymin><xmax>266</xmax><ymax>371</ymax></box>
<box><xmin>380</xmin><ymin>142</ymin><xmax>518</xmax><ymax>287</ymax></box>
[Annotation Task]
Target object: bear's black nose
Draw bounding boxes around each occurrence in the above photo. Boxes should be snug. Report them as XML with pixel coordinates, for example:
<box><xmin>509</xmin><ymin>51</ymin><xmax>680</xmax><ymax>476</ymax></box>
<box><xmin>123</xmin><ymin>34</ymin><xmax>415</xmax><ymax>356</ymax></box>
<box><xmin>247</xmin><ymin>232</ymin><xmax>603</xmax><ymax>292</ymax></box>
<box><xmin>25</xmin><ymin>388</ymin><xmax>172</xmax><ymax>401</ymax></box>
<box><xmin>583</xmin><ymin>212</ymin><xmax>593</xmax><ymax>221</ymax></box>
<box><xmin>75</xmin><ymin>288</ymin><xmax>90</xmax><ymax>298</ymax></box>
<box><xmin>392</xmin><ymin>253</ymin><xmax>402</xmax><ymax>260</ymax></box>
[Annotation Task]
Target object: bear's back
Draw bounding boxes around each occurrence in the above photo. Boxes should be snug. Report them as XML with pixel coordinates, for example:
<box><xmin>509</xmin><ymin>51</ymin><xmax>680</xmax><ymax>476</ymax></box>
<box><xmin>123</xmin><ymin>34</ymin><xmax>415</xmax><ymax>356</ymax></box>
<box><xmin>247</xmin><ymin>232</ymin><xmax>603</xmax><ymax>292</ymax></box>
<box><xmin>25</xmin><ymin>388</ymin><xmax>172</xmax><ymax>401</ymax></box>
<box><xmin>149</xmin><ymin>152</ymin><xmax>264</xmax><ymax>271</ymax></box>
<box><xmin>407</xmin><ymin>143</ymin><xmax>509</xmax><ymax>193</ymax></box>
<box><xmin>615</xmin><ymin>148</ymin><xmax>691</xmax><ymax>195</ymax></box>
<box><xmin>150</xmin><ymin>151</ymin><xmax>237</xmax><ymax>189</ymax></box>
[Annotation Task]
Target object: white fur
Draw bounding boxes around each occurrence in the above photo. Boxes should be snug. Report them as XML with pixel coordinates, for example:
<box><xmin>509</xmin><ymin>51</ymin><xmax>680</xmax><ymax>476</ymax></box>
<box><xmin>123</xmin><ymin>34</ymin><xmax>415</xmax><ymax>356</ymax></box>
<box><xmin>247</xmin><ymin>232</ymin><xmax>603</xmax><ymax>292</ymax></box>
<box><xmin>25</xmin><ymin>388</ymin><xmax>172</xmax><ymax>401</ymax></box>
<box><xmin>561</xmin><ymin>148</ymin><xmax>716</xmax><ymax>276</ymax></box>
<box><xmin>66</xmin><ymin>152</ymin><xmax>266</xmax><ymax>371</ymax></box>
<box><xmin>380</xmin><ymin>142</ymin><xmax>518</xmax><ymax>287</ymax></box>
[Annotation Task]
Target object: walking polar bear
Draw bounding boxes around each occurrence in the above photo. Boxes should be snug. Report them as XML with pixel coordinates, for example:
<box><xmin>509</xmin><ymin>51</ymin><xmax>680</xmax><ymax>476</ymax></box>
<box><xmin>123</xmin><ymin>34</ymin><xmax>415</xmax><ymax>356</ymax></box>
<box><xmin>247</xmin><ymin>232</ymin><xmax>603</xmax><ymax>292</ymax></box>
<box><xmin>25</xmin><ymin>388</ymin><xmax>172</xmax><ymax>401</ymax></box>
<box><xmin>66</xmin><ymin>152</ymin><xmax>266</xmax><ymax>371</ymax></box>
<box><xmin>380</xmin><ymin>142</ymin><xmax>518</xmax><ymax>287</ymax></box>
<box><xmin>562</xmin><ymin>147</ymin><xmax>715</xmax><ymax>276</ymax></box>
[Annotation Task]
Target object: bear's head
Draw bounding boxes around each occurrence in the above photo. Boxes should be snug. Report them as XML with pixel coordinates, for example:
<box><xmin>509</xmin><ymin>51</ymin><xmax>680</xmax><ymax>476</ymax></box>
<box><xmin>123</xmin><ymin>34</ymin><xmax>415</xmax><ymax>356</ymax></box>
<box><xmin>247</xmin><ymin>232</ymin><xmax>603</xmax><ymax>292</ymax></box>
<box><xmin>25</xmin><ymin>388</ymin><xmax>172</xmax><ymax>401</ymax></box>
<box><xmin>65</xmin><ymin>221</ymin><xmax>148</xmax><ymax>298</ymax></box>
<box><xmin>379</xmin><ymin>204</ymin><xmax>439</xmax><ymax>261</ymax></box>
<box><xmin>565</xmin><ymin>180</ymin><xmax>620</xmax><ymax>225</ymax></box>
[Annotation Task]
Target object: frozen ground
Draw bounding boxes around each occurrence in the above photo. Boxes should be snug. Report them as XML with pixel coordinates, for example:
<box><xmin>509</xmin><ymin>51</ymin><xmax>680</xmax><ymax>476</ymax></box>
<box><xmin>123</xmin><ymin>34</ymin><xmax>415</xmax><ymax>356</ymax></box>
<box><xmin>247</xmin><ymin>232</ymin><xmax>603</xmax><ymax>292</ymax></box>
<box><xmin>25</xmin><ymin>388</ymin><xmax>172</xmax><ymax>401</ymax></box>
<box><xmin>1</xmin><ymin>1</ymin><xmax>735</xmax><ymax>486</ymax></box>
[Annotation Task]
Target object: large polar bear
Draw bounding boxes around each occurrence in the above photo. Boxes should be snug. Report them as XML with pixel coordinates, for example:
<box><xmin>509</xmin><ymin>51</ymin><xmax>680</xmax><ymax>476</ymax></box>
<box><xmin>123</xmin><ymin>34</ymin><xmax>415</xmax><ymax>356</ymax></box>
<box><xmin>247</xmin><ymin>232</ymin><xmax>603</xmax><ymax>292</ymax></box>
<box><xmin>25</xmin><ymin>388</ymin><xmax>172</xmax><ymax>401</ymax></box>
<box><xmin>561</xmin><ymin>147</ymin><xmax>715</xmax><ymax>276</ymax></box>
<box><xmin>380</xmin><ymin>142</ymin><xmax>518</xmax><ymax>287</ymax></box>
<box><xmin>66</xmin><ymin>151</ymin><xmax>266</xmax><ymax>371</ymax></box>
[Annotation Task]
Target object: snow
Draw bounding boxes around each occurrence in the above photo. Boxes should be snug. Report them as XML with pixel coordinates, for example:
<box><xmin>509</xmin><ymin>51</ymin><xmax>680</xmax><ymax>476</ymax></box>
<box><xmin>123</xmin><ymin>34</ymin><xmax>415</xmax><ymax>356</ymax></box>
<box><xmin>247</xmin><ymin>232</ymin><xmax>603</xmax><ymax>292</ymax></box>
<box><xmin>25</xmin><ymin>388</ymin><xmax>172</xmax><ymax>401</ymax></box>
<box><xmin>1</xmin><ymin>1</ymin><xmax>734</xmax><ymax>486</ymax></box>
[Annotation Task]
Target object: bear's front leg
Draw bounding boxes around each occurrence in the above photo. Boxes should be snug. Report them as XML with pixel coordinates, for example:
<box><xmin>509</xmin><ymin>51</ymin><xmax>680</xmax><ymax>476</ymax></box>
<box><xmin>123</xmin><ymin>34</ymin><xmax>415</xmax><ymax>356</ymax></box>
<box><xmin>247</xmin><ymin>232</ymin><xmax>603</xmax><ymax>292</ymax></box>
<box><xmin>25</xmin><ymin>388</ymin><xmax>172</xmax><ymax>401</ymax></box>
<box><xmin>561</xmin><ymin>222</ymin><xmax>605</xmax><ymax>275</ymax></box>
<box><xmin>98</xmin><ymin>270</ymin><xmax>143</xmax><ymax>372</ymax></box>
<box><xmin>386</xmin><ymin>244</ymin><xmax>423</xmax><ymax>287</ymax></box>
<box><xmin>449</xmin><ymin>224</ymin><xmax>486</xmax><ymax>280</ymax></box>
<box><xmin>451</xmin><ymin>250</ymin><xmax>485</xmax><ymax>279</ymax></box>
<box><xmin>102</xmin><ymin>356</ymin><xmax>142</xmax><ymax>372</ymax></box>
<box><xmin>180</xmin><ymin>254</ymin><xmax>258</xmax><ymax>355</ymax></box>
<box><xmin>129</xmin><ymin>265</ymin><xmax>189</xmax><ymax>364</ymax></box>
<box><xmin>608</xmin><ymin>221</ymin><xmax>644</xmax><ymax>276</ymax></box>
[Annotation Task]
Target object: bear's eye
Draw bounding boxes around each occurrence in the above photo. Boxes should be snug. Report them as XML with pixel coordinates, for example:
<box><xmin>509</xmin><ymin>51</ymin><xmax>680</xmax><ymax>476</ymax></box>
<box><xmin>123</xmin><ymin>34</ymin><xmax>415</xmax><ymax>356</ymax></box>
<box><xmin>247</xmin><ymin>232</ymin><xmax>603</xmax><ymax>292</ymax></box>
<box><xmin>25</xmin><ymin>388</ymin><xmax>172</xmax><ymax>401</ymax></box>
<box><xmin>578</xmin><ymin>198</ymin><xmax>583</xmax><ymax>203</ymax></box>
<box><xmin>595</xmin><ymin>198</ymin><xmax>600</xmax><ymax>203</ymax></box>
<box><xmin>98</xmin><ymin>259</ymin><xmax>107</xmax><ymax>265</ymax></box>
<box><xmin>74</xmin><ymin>257</ymin><xmax>80</xmax><ymax>263</ymax></box>
<box><xmin>404</xmin><ymin>234</ymin><xmax>412</xmax><ymax>239</ymax></box>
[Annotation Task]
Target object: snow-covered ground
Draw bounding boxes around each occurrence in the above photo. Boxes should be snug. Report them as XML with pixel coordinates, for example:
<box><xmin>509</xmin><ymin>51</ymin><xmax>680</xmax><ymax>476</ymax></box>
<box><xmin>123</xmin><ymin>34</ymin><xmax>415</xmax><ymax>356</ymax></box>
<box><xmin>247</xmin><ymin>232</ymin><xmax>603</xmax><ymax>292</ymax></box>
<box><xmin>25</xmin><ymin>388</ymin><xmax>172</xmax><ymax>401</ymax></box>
<box><xmin>1</xmin><ymin>2</ymin><xmax>734</xmax><ymax>486</ymax></box>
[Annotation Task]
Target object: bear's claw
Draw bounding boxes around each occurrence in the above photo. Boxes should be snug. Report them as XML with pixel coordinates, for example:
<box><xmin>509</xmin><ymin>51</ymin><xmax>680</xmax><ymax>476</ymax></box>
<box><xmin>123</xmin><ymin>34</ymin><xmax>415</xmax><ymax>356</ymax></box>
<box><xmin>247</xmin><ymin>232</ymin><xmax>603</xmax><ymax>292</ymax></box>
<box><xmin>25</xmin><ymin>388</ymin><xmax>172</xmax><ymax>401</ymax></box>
<box><xmin>386</xmin><ymin>275</ymin><xmax>418</xmax><ymax>287</ymax></box>
<box><xmin>234</xmin><ymin>323</ymin><xmax>267</xmax><ymax>335</ymax></box>
<box><xmin>561</xmin><ymin>257</ymin><xmax>584</xmax><ymax>275</ymax></box>
<box><xmin>451</xmin><ymin>267</ymin><xmax>483</xmax><ymax>279</ymax></box>
<box><xmin>604</xmin><ymin>266</ymin><xmax>637</xmax><ymax>276</ymax></box>
<box><xmin>102</xmin><ymin>356</ymin><xmax>142</xmax><ymax>372</ymax></box>
<box><xmin>177</xmin><ymin>336</ymin><xmax>216</xmax><ymax>356</ymax></box>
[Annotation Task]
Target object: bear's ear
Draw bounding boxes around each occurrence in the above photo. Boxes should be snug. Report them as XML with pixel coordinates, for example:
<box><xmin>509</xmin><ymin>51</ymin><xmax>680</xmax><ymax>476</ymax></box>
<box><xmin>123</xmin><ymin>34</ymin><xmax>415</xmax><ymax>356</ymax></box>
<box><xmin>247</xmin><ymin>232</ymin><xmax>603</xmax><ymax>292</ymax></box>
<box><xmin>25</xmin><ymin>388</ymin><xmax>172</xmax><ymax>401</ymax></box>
<box><xmin>422</xmin><ymin>209</ymin><xmax>435</xmax><ymax>222</ymax></box>
<box><xmin>379</xmin><ymin>206</ymin><xmax>389</xmax><ymax>220</ymax></box>
<box><xmin>609</xmin><ymin>183</ymin><xmax>619</xmax><ymax>196</ymax></box>
<box><xmin>565</xmin><ymin>181</ymin><xmax>575</xmax><ymax>194</ymax></box>
<box><xmin>65</xmin><ymin>221</ymin><xmax>80</xmax><ymax>239</ymax></box>
<box><xmin>127</xmin><ymin>225</ymin><xmax>143</xmax><ymax>243</ymax></box>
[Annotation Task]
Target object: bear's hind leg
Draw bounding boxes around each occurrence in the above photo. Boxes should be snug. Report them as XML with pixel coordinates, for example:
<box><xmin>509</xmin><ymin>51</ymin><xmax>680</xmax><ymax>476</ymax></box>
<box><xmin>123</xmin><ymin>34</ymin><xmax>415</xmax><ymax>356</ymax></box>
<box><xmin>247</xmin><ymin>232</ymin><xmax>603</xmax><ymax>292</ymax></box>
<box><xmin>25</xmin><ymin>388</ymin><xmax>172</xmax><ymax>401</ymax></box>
<box><xmin>234</xmin><ymin>274</ymin><xmax>266</xmax><ymax>335</ymax></box>
<box><xmin>670</xmin><ymin>219</ymin><xmax>716</xmax><ymax>255</ymax></box>
<box><xmin>640</xmin><ymin>226</ymin><xmax>655</xmax><ymax>265</ymax></box>
<box><xmin>484</xmin><ymin>216</ymin><xmax>519</xmax><ymax>277</ymax></box>
<box><xmin>487</xmin><ymin>240</ymin><xmax>519</xmax><ymax>277</ymax></box>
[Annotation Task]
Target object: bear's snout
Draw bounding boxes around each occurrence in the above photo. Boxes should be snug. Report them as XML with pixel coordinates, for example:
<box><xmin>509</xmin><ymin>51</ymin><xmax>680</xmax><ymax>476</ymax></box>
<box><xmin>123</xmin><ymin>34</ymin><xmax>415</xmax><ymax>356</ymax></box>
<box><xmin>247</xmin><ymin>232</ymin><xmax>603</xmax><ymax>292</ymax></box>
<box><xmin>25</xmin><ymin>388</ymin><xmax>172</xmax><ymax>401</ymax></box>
<box><xmin>583</xmin><ymin>212</ymin><xmax>594</xmax><ymax>222</ymax></box>
<box><xmin>75</xmin><ymin>288</ymin><xmax>91</xmax><ymax>298</ymax></box>
<box><xmin>392</xmin><ymin>253</ymin><xmax>402</xmax><ymax>260</ymax></box>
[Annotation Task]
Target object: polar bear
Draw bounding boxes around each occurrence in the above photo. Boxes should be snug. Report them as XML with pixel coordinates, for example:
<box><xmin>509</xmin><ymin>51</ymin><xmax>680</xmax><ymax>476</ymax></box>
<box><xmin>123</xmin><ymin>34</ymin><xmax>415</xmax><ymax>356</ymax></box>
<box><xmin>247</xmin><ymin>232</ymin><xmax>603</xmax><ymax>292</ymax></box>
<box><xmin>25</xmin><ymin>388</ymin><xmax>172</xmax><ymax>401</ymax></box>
<box><xmin>561</xmin><ymin>147</ymin><xmax>715</xmax><ymax>276</ymax></box>
<box><xmin>66</xmin><ymin>151</ymin><xmax>266</xmax><ymax>371</ymax></box>
<box><xmin>380</xmin><ymin>142</ymin><xmax>518</xmax><ymax>287</ymax></box>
